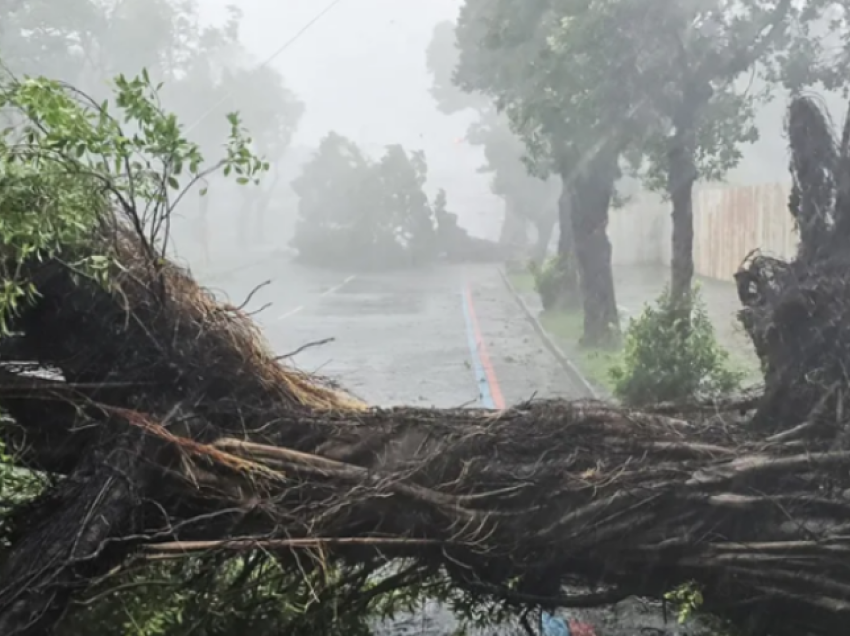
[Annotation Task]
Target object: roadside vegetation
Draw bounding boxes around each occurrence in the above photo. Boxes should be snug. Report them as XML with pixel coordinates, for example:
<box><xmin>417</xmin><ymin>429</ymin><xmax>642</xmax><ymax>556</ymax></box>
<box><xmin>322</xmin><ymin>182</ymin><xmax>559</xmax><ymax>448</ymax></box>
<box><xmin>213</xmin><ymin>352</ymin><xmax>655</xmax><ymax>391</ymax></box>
<box><xmin>517</xmin><ymin>262</ymin><xmax>758</xmax><ymax>400</ymax></box>
<box><xmin>433</xmin><ymin>0</ymin><xmax>850</xmax><ymax>403</ymax></box>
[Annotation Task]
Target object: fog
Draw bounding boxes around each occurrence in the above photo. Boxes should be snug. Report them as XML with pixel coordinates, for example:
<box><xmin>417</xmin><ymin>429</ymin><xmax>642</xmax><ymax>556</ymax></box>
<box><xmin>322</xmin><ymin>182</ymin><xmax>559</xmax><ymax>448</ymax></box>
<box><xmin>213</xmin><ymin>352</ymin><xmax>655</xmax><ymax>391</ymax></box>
<box><xmin>6</xmin><ymin>0</ymin><xmax>845</xmax><ymax>270</ymax></box>
<box><xmin>191</xmin><ymin>0</ymin><xmax>849</xmax><ymax>263</ymax></box>
<box><xmin>195</xmin><ymin>0</ymin><xmax>502</xmax><ymax>253</ymax></box>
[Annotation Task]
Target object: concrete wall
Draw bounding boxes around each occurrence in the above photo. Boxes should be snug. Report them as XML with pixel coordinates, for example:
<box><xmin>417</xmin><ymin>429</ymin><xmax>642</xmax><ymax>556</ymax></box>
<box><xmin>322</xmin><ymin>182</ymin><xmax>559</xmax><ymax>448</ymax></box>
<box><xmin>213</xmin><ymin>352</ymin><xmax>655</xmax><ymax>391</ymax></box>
<box><xmin>609</xmin><ymin>182</ymin><xmax>797</xmax><ymax>281</ymax></box>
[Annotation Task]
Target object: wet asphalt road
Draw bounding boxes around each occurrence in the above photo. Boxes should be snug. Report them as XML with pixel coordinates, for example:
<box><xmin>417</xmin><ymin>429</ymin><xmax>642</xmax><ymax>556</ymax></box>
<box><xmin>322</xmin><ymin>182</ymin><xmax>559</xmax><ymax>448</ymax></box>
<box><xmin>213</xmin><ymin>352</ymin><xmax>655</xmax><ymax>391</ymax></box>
<box><xmin>200</xmin><ymin>256</ymin><xmax>589</xmax><ymax>408</ymax></box>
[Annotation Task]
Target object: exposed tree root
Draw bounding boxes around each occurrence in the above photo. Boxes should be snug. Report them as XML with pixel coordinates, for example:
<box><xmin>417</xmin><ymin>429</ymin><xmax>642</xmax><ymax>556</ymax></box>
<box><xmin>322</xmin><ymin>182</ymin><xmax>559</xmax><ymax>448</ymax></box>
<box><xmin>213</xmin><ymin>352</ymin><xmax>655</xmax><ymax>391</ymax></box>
<box><xmin>3</xmin><ymin>95</ymin><xmax>850</xmax><ymax>635</ymax></box>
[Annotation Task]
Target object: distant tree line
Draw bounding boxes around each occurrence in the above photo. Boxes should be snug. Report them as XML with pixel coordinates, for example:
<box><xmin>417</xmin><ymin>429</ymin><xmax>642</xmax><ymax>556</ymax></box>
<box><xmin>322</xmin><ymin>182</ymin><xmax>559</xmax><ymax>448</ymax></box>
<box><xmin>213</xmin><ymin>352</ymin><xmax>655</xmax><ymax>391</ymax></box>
<box><xmin>290</xmin><ymin>132</ymin><xmax>507</xmax><ymax>270</ymax></box>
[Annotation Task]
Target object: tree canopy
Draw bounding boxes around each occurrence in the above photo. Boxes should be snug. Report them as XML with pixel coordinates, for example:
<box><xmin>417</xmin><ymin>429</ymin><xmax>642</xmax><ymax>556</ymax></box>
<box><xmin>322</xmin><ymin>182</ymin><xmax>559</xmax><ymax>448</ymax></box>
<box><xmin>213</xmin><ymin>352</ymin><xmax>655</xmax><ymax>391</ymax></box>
<box><xmin>290</xmin><ymin>133</ymin><xmax>439</xmax><ymax>269</ymax></box>
<box><xmin>450</xmin><ymin>0</ymin><xmax>850</xmax><ymax>342</ymax></box>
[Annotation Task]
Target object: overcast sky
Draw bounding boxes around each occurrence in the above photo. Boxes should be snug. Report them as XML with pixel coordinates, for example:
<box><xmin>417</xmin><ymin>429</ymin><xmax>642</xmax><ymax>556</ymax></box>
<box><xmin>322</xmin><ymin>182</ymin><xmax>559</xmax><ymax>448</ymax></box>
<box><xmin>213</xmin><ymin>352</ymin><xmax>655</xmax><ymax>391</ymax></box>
<box><xmin>193</xmin><ymin>0</ymin><xmax>848</xmax><ymax>239</ymax></box>
<box><xmin>197</xmin><ymin>0</ymin><xmax>500</xmax><ymax>234</ymax></box>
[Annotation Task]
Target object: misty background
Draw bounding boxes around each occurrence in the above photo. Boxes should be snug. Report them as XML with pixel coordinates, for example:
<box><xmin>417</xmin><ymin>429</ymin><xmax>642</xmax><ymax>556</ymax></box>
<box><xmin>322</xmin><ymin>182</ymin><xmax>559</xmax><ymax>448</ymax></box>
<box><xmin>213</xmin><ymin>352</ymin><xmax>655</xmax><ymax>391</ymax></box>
<box><xmin>192</xmin><ymin>0</ymin><xmax>503</xmax><ymax>262</ymax></box>
<box><xmin>193</xmin><ymin>0</ymin><xmax>850</xmax><ymax>258</ymax></box>
<box><xmin>6</xmin><ymin>0</ymin><xmax>848</xmax><ymax>269</ymax></box>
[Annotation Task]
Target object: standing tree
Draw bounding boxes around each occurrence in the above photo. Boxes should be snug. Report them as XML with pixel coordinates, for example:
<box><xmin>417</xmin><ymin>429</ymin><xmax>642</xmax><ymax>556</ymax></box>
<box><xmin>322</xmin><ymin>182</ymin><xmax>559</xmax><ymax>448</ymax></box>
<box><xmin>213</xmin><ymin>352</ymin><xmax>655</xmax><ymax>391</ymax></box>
<box><xmin>545</xmin><ymin>0</ymin><xmax>848</xmax><ymax>306</ymax></box>
<box><xmin>453</xmin><ymin>0</ymin><xmax>629</xmax><ymax>345</ymax></box>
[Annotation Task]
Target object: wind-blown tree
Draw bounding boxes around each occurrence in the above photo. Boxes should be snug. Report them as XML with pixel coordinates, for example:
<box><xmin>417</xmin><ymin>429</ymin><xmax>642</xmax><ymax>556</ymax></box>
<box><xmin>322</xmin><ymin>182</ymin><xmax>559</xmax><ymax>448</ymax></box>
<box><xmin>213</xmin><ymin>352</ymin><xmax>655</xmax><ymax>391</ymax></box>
<box><xmin>290</xmin><ymin>133</ymin><xmax>437</xmax><ymax>270</ymax></box>
<box><xmin>1</xmin><ymin>0</ymin><xmax>304</xmax><ymax>261</ymax></box>
<box><xmin>375</xmin><ymin>145</ymin><xmax>438</xmax><ymax>264</ymax></box>
<box><xmin>0</xmin><ymin>67</ymin><xmax>389</xmax><ymax>636</ymax></box>
<box><xmin>452</xmin><ymin>0</ymin><xmax>850</xmax><ymax>342</ymax></box>
<box><xmin>426</xmin><ymin>20</ymin><xmax>559</xmax><ymax>265</ymax></box>
<box><xmin>541</xmin><ymin>0</ymin><xmax>850</xmax><ymax>306</ymax></box>
<box><xmin>454</xmin><ymin>0</ymin><xmax>629</xmax><ymax>346</ymax></box>
<box><xmin>9</xmin><ymin>74</ymin><xmax>850</xmax><ymax>635</ymax></box>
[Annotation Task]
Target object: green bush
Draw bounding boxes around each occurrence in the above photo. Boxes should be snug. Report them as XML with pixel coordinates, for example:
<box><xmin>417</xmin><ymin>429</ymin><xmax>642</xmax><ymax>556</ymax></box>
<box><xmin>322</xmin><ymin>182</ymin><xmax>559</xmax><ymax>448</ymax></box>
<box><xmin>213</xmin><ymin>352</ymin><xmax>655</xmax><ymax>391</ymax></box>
<box><xmin>529</xmin><ymin>255</ymin><xmax>578</xmax><ymax>311</ymax></box>
<box><xmin>610</xmin><ymin>286</ymin><xmax>743</xmax><ymax>405</ymax></box>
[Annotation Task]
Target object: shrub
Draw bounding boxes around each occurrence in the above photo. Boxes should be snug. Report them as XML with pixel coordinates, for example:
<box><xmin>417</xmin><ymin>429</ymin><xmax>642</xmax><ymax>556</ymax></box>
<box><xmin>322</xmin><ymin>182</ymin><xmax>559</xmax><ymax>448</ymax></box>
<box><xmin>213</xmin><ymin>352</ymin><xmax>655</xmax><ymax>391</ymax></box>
<box><xmin>529</xmin><ymin>255</ymin><xmax>579</xmax><ymax>311</ymax></box>
<box><xmin>610</xmin><ymin>285</ymin><xmax>743</xmax><ymax>405</ymax></box>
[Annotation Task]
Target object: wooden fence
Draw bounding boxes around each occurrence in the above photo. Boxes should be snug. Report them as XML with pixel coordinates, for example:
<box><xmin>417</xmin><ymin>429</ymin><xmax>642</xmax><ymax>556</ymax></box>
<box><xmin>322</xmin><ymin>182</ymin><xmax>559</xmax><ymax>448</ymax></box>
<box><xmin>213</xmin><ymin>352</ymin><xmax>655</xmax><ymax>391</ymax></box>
<box><xmin>609</xmin><ymin>183</ymin><xmax>797</xmax><ymax>282</ymax></box>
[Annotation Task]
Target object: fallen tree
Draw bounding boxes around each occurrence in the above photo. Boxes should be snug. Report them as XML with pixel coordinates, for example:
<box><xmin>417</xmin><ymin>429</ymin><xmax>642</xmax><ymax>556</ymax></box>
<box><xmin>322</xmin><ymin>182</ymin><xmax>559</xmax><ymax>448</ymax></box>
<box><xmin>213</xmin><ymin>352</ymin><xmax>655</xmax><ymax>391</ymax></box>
<box><xmin>1</xmin><ymin>73</ymin><xmax>850</xmax><ymax>635</ymax></box>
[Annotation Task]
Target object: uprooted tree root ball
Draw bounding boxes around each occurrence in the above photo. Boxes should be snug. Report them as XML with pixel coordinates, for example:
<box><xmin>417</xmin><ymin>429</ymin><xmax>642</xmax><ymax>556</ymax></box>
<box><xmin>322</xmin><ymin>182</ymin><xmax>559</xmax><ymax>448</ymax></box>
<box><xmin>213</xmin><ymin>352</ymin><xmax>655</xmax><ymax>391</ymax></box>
<box><xmin>3</xmin><ymin>95</ymin><xmax>850</xmax><ymax>636</ymax></box>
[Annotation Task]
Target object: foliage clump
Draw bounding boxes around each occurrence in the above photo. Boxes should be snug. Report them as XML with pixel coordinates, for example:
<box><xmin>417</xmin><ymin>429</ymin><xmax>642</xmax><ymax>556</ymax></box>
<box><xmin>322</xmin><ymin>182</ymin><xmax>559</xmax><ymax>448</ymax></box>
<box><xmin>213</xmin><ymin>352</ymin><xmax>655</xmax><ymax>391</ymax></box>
<box><xmin>610</xmin><ymin>286</ymin><xmax>743</xmax><ymax>405</ymax></box>
<box><xmin>529</xmin><ymin>255</ymin><xmax>579</xmax><ymax>311</ymax></box>
<box><xmin>290</xmin><ymin>133</ymin><xmax>439</xmax><ymax>270</ymax></box>
<box><xmin>0</xmin><ymin>70</ymin><xmax>263</xmax><ymax>331</ymax></box>
<box><xmin>0</xmin><ymin>67</ymin><xmax>277</xmax><ymax>635</ymax></box>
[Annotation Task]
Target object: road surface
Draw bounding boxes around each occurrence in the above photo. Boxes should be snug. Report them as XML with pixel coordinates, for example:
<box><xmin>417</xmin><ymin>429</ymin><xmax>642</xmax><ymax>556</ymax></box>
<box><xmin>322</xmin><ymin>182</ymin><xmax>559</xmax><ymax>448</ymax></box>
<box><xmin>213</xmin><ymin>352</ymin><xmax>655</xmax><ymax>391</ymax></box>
<box><xmin>201</xmin><ymin>257</ymin><xmax>588</xmax><ymax>408</ymax></box>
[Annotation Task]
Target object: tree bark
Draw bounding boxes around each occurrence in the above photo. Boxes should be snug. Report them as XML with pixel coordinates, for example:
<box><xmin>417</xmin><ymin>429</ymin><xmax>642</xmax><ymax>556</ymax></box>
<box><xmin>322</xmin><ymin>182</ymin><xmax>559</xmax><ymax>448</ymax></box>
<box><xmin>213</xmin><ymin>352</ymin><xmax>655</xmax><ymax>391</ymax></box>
<box><xmin>0</xmin><ymin>426</ymin><xmax>152</xmax><ymax>636</ymax></box>
<box><xmin>531</xmin><ymin>212</ymin><xmax>555</xmax><ymax>264</ymax></box>
<box><xmin>4</xmin><ymin>393</ymin><xmax>849</xmax><ymax>636</ymax></box>
<box><xmin>546</xmin><ymin>177</ymin><xmax>580</xmax><ymax>309</ymax></box>
<box><xmin>566</xmin><ymin>152</ymin><xmax>620</xmax><ymax>347</ymax></box>
<box><xmin>668</xmin><ymin>116</ymin><xmax>698</xmax><ymax>306</ymax></box>
<box><xmin>667</xmin><ymin>80</ymin><xmax>712</xmax><ymax>306</ymax></box>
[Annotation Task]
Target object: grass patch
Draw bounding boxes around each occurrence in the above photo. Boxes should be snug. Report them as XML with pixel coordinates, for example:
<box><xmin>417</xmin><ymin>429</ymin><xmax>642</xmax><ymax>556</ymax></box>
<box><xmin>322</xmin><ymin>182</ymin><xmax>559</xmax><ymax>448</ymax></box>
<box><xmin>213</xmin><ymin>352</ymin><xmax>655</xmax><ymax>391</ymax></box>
<box><xmin>507</xmin><ymin>270</ymin><xmax>536</xmax><ymax>293</ymax></box>
<box><xmin>539</xmin><ymin>309</ymin><xmax>621</xmax><ymax>394</ymax></box>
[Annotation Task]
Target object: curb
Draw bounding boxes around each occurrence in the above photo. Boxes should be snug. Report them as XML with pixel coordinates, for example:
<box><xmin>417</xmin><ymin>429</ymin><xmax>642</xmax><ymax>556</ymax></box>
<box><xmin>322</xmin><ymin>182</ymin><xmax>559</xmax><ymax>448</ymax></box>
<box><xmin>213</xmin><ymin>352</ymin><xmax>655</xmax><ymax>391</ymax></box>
<box><xmin>497</xmin><ymin>268</ymin><xmax>600</xmax><ymax>400</ymax></box>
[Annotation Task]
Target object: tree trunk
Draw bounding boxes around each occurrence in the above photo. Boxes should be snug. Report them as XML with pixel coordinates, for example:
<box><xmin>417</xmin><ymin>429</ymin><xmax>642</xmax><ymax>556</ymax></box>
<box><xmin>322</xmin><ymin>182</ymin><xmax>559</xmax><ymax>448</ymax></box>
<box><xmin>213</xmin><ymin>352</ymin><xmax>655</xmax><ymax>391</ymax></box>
<box><xmin>566</xmin><ymin>153</ymin><xmax>620</xmax><ymax>347</ymax></box>
<box><xmin>531</xmin><ymin>212</ymin><xmax>555</xmax><ymax>264</ymax></box>
<box><xmin>0</xmin><ymin>427</ymin><xmax>152</xmax><ymax>636</ymax></box>
<box><xmin>6</xmin><ymin>393</ymin><xmax>850</xmax><ymax>636</ymax></box>
<box><xmin>668</xmin><ymin>123</ymin><xmax>698</xmax><ymax>306</ymax></box>
<box><xmin>498</xmin><ymin>200</ymin><xmax>527</xmax><ymax>249</ymax></box>
<box><xmin>548</xmin><ymin>179</ymin><xmax>580</xmax><ymax>309</ymax></box>
<box><xmin>668</xmin><ymin>80</ymin><xmax>712</xmax><ymax>307</ymax></box>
